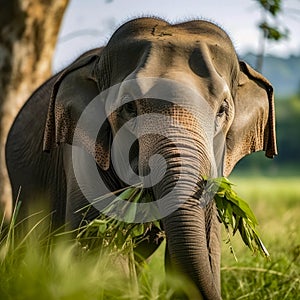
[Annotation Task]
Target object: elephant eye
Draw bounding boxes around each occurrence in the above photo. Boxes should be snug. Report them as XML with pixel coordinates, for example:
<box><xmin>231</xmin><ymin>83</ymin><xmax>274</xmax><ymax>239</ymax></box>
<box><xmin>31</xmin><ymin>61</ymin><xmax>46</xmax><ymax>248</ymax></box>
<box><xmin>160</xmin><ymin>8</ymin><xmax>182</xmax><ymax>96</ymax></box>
<box><xmin>217</xmin><ymin>99</ymin><xmax>229</xmax><ymax>117</ymax></box>
<box><xmin>125</xmin><ymin>101</ymin><xmax>136</xmax><ymax>114</ymax></box>
<box><xmin>122</xmin><ymin>100</ymin><xmax>137</xmax><ymax>117</ymax></box>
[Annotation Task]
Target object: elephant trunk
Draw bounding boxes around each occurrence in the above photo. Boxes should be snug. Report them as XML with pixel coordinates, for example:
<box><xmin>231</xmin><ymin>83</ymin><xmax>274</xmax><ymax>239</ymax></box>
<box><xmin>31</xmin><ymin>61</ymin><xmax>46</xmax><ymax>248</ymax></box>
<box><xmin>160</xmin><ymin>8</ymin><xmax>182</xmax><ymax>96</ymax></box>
<box><xmin>163</xmin><ymin>204</ymin><xmax>221</xmax><ymax>300</ymax></box>
<box><xmin>144</xmin><ymin>134</ymin><xmax>222</xmax><ymax>300</ymax></box>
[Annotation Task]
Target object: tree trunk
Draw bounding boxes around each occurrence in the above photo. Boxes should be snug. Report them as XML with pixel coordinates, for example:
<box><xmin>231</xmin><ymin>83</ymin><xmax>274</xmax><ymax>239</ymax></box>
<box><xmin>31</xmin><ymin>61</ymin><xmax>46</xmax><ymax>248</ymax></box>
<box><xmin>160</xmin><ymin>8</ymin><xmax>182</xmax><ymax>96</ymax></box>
<box><xmin>0</xmin><ymin>0</ymin><xmax>69</xmax><ymax>222</ymax></box>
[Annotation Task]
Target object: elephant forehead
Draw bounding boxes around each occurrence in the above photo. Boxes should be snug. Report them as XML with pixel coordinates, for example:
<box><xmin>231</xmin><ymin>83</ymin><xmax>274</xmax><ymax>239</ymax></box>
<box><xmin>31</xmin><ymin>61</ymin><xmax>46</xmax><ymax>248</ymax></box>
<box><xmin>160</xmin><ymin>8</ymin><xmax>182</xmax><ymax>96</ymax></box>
<box><xmin>108</xmin><ymin>17</ymin><xmax>232</xmax><ymax>46</ymax></box>
<box><xmin>104</xmin><ymin>18</ymin><xmax>238</xmax><ymax>111</ymax></box>
<box><xmin>106</xmin><ymin>27</ymin><xmax>237</xmax><ymax>96</ymax></box>
<box><xmin>127</xmin><ymin>45</ymin><xmax>233</xmax><ymax>111</ymax></box>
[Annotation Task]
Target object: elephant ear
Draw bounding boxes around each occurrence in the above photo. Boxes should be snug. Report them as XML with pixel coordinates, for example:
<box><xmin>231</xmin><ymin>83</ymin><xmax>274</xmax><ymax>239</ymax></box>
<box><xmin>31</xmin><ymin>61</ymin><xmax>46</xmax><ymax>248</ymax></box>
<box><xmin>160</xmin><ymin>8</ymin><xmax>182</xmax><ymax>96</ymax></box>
<box><xmin>43</xmin><ymin>48</ymin><xmax>111</xmax><ymax>170</ymax></box>
<box><xmin>224</xmin><ymin>61</ymin><xmax>277</xmax><ymax>176</ymax></box>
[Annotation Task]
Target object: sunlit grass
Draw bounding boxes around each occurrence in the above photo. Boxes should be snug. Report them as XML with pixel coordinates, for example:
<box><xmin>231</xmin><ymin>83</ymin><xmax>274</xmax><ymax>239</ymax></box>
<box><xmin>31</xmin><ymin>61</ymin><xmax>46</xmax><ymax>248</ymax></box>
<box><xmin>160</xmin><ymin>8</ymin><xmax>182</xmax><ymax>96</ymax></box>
<box><xmin>0</xmin><ymin>176</ymin><xmax>299</xmax><ymax>299</ymax></box>
<box><xmin>221</xmin><ymin>176</ymin><xmax>300</xmax><ymax>299</ymax></box>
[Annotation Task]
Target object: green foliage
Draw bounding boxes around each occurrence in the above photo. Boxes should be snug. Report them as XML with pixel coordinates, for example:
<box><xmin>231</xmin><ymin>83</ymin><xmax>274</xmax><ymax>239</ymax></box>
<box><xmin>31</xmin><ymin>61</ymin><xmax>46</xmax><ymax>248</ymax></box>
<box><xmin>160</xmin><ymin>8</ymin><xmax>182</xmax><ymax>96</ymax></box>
<box><xmin>276</xmin><ymin>95</ymin><xmax>300</xmax><ymax>165</ymax></box>
<box><xmin>205</xmin><ymin>177</ymin><xmax>270</xmax><ymax>259</ymax></box>
<box><xmin>259</xmin><ymin>21</ymin><xmax>288</xmax><ymax>40</ymax></box>
<box><xmin>78</xmin><ymin>178</ymin><xmax>269</xmax><ymax>260</ymax></box>
<box><xmin>255</xmin><ymin>0</ymin><xmax>289</xmax><ymax>42</ymax></box>
<box><xmin>256</xmin><ymin>0</ymin><xmax>282</xmax><ymax>16</ymax></box>
<box><xmin>76</xmin><ymin>185</ymin><xmax>162</xmax><ymax>255</ymax></box>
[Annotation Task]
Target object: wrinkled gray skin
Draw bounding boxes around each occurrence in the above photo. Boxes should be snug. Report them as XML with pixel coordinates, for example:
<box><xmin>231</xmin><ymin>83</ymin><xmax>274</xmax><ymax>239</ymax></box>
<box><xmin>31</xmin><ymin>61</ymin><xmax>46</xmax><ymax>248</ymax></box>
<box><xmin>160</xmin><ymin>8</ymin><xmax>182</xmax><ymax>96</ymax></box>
<box><xmin>6</xmin><ymin>17</ymin><xmax>277</xmax><ymax>299</ymax></box>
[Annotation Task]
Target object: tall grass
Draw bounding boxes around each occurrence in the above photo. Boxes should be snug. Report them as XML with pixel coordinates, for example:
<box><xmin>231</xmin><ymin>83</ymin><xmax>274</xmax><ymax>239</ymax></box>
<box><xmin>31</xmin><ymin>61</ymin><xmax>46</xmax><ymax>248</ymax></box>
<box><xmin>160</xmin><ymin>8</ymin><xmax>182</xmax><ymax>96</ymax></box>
<box><xmin>221</xmin><ymin>176</ymin><xmax>300</xmax><ymax>299</ymax></box>
<box><xmin>0</xmin><ymin>177</ymin><xmax>299</xmax><ymax>299</ymax></box>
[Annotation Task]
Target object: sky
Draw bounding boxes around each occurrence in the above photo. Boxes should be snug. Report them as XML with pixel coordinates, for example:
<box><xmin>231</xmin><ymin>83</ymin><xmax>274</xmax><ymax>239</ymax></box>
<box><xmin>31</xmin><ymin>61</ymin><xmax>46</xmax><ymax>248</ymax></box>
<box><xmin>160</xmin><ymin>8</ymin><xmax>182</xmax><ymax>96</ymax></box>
<box><xmin>53</xmin><ymin>0</ymin><xmax>300</xmax><ymax>72</ymax></box>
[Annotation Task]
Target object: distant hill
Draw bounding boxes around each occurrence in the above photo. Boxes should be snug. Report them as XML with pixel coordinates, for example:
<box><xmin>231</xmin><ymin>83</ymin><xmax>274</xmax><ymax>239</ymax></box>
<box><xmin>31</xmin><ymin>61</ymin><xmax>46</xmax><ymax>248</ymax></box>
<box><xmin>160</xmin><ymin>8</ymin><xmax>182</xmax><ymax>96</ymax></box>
<box><xmin>241</xmin><ymin>53</ymin><xmax>300</xmax><ymax>98</ymax></box>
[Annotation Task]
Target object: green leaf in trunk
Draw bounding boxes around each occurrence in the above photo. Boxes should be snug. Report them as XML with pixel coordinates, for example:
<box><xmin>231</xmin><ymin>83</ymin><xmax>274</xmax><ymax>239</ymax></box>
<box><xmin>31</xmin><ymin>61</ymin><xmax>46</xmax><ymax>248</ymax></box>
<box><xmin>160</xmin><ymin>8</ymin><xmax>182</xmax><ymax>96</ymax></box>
<box><xmin>76</xmin><ymin>177</ymin><xmax>270</xmax><ymax>260</ymax></box>
<box><xmin>205</xmin><ymin>177</ymin><xmax>270</xmax><ymax>259</ymax></box>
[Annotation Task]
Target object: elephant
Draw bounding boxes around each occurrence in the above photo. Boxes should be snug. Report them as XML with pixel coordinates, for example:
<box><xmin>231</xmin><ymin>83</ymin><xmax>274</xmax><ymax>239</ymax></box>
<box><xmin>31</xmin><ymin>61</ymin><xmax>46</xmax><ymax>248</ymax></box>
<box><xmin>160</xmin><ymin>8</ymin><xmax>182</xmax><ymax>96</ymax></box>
<box><xmin>5</xmin><ymin>17</ymin><xmax>277</xmax><ymax>299</ymax></box>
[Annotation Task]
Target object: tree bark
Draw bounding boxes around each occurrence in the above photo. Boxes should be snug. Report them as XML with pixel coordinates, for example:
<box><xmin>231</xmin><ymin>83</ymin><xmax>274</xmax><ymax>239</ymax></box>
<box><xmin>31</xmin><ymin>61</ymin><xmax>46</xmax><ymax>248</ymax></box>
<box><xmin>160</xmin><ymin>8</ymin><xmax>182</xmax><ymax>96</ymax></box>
<box><xmin>0</xmin><ymin>0</ymin><xmax>69</xmax><ymax>222</ymax></box>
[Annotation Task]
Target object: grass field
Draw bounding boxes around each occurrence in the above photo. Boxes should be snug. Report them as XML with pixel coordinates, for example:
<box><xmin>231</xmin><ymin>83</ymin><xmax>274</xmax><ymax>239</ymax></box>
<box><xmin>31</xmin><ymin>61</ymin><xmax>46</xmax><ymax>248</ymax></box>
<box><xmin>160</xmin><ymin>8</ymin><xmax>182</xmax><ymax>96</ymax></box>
<box><xmin>0</xmin><ymin>176</ymin><xmax>299</xmax><ymax>299</ymax></box>
<box><xmin>220</xmin><ymin>176</ymin><xmax>300</xmax><ymax>300</ymax></box>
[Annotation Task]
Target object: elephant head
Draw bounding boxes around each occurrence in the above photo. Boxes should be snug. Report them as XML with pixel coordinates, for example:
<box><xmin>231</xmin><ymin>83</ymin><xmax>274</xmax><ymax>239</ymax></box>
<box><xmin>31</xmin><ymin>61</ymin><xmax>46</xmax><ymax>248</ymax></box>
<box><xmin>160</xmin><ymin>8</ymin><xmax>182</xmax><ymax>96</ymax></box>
<box><xmin>43</xmin><ymin>18</ymin><xmax>277</xmax><ymax>299</ymax></box>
